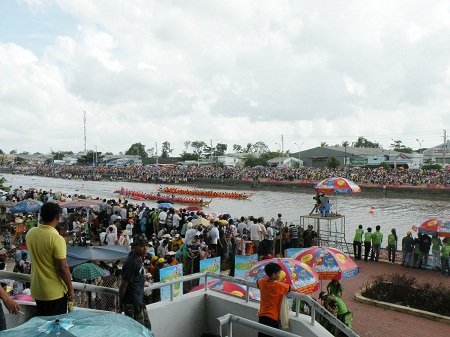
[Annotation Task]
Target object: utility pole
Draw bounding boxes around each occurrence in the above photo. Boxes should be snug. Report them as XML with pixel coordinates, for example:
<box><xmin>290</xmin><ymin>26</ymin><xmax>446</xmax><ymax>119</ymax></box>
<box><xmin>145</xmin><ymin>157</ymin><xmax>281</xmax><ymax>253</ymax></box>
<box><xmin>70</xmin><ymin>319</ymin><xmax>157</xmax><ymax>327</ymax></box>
<box><xmin>281</xmin><ymin>135</ymin><xmax>284</xmax><ymax>157</ymax></box>
<box><xmin>155</xmin><ymin>142</ymin><xmax>159</xmax><ymax>166</ymax></box>
<box><xmin>416</xmin><ymin>139</ymin><xmax>424</xmax><ymax>154</ymax></box>
<box><xmin>210</xmin><ymin>139</ymin><xmax>213</xmax><ymax>165</ymax></box>
<box><xmin>83</xmin><ymin>111</ymin><xmax>87</xmax><ymax>151</ymax></box>
<box><xmin>294</xmin><ymin>143</ymin><xmax>303</xmax><ymax>165</ymax></box>
<box><xmin>443</xmin><ymin>130</ymin><xmax>447</xmax><ymax>166</ymax></box>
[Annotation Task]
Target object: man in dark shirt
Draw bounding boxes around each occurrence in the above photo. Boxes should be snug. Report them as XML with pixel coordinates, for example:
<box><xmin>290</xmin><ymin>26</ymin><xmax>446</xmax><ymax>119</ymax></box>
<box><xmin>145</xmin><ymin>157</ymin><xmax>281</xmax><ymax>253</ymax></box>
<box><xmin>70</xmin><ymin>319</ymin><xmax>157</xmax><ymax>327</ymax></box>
<box><xmin>414</xmin><ymin>233</ymin><xmax>431</xmax><ymax>269</ymax></box>
<box><xmin>302</xmin><ymin>225</ymin><xmax>317</xmax><ymax>248</ymax></box>
<box><xmin>118</xmin><ymin>234</ymin><xmax>152</xmax><ymax>330</ymax></box>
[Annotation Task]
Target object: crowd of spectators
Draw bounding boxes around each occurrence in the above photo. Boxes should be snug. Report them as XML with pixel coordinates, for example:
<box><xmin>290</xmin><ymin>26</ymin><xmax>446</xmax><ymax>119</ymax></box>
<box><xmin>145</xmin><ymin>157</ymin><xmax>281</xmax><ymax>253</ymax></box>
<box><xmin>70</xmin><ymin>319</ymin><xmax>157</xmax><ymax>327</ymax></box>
<box><xmin>5</xmin><ymin>164</ymin><xmax>450</xmax><ymax>187</ymax></box>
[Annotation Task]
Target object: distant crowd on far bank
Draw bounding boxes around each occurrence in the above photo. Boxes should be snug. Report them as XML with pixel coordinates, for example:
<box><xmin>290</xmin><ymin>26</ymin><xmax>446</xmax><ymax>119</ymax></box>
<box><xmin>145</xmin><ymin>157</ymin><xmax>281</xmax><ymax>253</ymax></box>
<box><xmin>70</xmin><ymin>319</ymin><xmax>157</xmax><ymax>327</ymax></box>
<box><xmin>3</xmin><ymin>164</ymin><xmax>450</xmax><ymax>189</ymax></box>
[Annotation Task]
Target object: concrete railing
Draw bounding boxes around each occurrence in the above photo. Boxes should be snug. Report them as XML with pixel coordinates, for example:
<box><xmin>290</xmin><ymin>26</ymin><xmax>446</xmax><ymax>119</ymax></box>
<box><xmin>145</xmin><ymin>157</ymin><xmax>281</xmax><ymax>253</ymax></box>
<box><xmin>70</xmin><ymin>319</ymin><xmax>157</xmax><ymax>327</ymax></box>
<box><xmin>217</xmin><ymin>314</ymin><xmax>300</xmax><ymax>337</ymax></box>
<box><xmin>0</xmin><ymin>270</ymin><xmax>358</xmax><ymax>337</ymax></box>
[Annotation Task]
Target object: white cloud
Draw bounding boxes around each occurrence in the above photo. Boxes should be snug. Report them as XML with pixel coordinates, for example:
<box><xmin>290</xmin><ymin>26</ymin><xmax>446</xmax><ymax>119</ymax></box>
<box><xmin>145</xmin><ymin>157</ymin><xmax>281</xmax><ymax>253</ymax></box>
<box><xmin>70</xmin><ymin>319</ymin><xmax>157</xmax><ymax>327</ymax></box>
<box><xmin>1</xmin><ymin>0</ymin><xmax>450</xmax><ymax>155</ymax></box>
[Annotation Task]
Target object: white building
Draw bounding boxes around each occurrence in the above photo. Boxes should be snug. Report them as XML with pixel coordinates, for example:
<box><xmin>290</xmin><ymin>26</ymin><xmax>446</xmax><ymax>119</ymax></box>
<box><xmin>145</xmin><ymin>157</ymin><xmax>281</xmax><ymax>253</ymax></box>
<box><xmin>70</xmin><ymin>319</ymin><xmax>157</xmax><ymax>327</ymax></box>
<box><xmin>267</xmin><ymin>156</ymin><xmax>302</xmax><ymax>168</ymax></box>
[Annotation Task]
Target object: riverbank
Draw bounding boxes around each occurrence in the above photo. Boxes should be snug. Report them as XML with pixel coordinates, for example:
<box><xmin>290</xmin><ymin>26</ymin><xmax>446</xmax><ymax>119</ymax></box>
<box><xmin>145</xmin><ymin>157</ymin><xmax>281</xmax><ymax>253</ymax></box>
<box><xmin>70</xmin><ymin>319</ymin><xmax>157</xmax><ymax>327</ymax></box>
<box><xmin>2</xmin><ymin>169</ymin><xmax>450</xmax><ymax>201</ymax></box>
<box><xmin>188</xmin><ymin>178</ymin><xmax>450</xmax><ymax>200</ymax></box>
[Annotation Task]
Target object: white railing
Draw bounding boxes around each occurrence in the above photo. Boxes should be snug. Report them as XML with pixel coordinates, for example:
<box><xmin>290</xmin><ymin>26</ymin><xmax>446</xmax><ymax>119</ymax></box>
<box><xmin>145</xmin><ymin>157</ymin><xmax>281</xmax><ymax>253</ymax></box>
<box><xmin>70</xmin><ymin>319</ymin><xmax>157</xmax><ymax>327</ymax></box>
<box><xmin>0</xmin><ymin>271</ymin><xmax>358</xmax><ymax>337</ymax></box>
<box><xmin>217</xmin><ymin>314</ymin><xmax>300</xmax><ymax>337</ymax></box>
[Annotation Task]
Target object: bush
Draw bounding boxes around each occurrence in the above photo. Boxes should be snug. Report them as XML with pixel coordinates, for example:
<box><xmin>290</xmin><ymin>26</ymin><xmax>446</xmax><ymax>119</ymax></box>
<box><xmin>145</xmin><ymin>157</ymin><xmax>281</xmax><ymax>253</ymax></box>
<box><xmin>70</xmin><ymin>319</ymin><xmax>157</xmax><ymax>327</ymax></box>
<box><xmin>362</xmin><ymin>273</ymin><xmax>450</xmax><ymax>316</ymax></box>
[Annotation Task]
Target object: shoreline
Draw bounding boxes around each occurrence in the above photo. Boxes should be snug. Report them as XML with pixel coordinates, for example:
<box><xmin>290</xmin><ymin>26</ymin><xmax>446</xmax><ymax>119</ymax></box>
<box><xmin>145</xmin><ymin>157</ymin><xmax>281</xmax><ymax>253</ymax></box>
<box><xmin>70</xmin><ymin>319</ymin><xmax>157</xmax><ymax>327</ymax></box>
<box><xmin>2</xmin><ymin>170</ymin><xmax>450</xmax><ymax>201</ymax></box>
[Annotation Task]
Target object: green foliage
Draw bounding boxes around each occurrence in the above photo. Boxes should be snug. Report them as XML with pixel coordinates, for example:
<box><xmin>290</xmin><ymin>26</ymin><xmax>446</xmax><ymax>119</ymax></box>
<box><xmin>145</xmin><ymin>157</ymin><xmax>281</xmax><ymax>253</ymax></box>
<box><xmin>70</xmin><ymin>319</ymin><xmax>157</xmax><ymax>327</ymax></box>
<box><xmin>379</xmin><ymin>162</ymin><xmax>390</xmax><ymax>169</ymax></box>
<box><xmin>326</xmin><ymin>156</ymin><xmax>340</xmax><ymax>168</ymax></box>
<box><xmin>390</xmin><ymin>139</ymin><xmax>413</xmax><ymax>154</ymax></box>
<box><xmin>352</xmin><ymin>136</ymin><xmax>380</xmax><ymax>148</ymax></box>
<box><xmin>243</xmin><ymin>154</ymin><xmax>265</xmax><ymax>167</ymax></box>
<box><xmin>77</xmin><ymin>151</ymin><xmax>104</xmax><ymax>165</ymax></box>
<box><xmin>320</xmin><ymin>142</ymin><xmax>328</xmax><ymax>147</ymax></box>
<box><xmin>233</xmin><ymin>144</ymin><xmax>243</xmax><ymax>153</ymax></box>
<box><xmin>422</xmin><ymin>159</ymin><xmax>442</xmax><ymax>169</ymax></box>
<box><xmin>0</xmin><ymin>149</ymin><xmax>3</xmax><ymax>154</ymax></box>
<box><xmin>362</xmin><ymin>273</ymin><xmax>450</xmax><ymax>316</ymax></box>
<box><xmin>191</xmin><ymin>140</ymin><xmax>207</xmax><ymax>158</ymax></box>
<box><xmin>161</xmin><ymin>141</ymin><xmax>173</xmax><ymax>158</ymax></box>
<box><xmin>214</xmin><ymin>143</ymin><xmax>228</xmax><ymax>156</ymax></box>
<box><xmin>244</xmin><ymin>152</ymin><xmax>278</xmax><ymax>167</ymax></box>
<box><xmin>0</xmin><ymin>176</ymin><xmax>8</xmax><ymax>190</ymax></box>
<box><xmin>53</xmin><ymin>152</ymin><xmax>64</xmax><ymax>160</ymax></box>
<box><xmin>180</xmin><ymin>152</ymin><xmax>199</xmax><ymax>160</ymax></box>
<box><xmin>253</xmin><ymin>141</ymin><xmax>270</xmax><ymax>153</ymax></box>
<box><xmin>125</xmin><ymin>143</ymin><xmax>148</xmax><ymax>158</ymax></box>
<box><xmin>232</xmin><ymin>142</ymin><xmax>269</xmax><ymax>153</ymax></box>
<box><xmin>422</xmin><ymin>163</ymin><xmax>442</xmax><ymax>170</ymax></box>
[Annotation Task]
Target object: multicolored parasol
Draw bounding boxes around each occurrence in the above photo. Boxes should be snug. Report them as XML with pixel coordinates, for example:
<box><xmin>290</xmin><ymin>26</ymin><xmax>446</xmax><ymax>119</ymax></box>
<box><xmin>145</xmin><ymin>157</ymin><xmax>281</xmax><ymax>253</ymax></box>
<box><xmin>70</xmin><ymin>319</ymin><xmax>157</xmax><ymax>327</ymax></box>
<box><xmin>243</xmin><ymin>258</ymin><xmax>320</xmax><ymax>294</ymax></box>
<box><xmin>314</xmin><ymin>177</ymin><xmax>361</xmax><ymax>195</ymax></box>
<box><xmin>291</xmin><ymin>246</ymin><xmax>359</xmax><ymax>280</ymax></box>
<box><xmin>190</xmin><ymin>280</ymin><xmax>260</xmax><ymax>301</ymax></box>
<box><xmin>412</xmin><ymin>217</ymin><xmax>450</xmax><ymax>237</ymax></box>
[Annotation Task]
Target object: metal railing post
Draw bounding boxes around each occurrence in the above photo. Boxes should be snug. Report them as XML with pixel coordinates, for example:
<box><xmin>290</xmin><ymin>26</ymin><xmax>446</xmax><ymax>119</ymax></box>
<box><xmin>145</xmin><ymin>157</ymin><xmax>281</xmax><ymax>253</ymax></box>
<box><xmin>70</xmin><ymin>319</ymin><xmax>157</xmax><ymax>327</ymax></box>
<box><xmin>227</xmin><ymin>320</ymin><xmax>233</xmax><ymax>337</ymax></box>
<box><xmin>310</xmin><ymin>305</ymin><xmax>315</xmax><ymax>325</ymax></box>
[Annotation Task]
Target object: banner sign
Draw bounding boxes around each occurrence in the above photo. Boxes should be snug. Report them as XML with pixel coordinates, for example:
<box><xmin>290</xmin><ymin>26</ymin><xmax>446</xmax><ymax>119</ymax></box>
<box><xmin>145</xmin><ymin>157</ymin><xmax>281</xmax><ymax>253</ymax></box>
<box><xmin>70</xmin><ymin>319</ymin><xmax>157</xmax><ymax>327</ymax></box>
<box><xmin>199</xmin><ymin>257</ymin><xmax>221</xmax><ymax>284</ymax></box>
<box><xmin>160</xmin><ymin>263</ymin><xmax>183</xmax><ymax>301</ymax></box>
<box><xmin>234</xmin><ymin>254</ymin><xmax>258</xmax><ymax>279</ymax></box>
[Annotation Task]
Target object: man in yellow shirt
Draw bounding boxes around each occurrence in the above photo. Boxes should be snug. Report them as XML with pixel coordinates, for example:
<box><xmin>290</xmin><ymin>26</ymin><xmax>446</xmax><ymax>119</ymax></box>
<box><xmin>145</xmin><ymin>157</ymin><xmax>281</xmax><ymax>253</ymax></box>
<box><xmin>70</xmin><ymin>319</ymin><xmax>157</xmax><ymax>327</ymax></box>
<box><xmin>26</xmin><ymin>202</ymin><xmax>74</xmax><ymax>315</ymax></box>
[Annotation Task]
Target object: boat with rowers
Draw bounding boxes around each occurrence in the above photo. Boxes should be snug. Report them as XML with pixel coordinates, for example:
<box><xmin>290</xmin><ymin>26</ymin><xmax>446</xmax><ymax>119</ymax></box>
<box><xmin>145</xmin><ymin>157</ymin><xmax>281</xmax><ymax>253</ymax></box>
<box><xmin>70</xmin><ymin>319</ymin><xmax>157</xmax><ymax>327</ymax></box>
<box><xmin>154</xmin><ymin>186</ymin><xmax>253</xmax><ymax>199</ymax></box>
<box><xmin>115</xmin><ymin>189</ymin><xmax>212</xmax><ymax>206</ymax></box>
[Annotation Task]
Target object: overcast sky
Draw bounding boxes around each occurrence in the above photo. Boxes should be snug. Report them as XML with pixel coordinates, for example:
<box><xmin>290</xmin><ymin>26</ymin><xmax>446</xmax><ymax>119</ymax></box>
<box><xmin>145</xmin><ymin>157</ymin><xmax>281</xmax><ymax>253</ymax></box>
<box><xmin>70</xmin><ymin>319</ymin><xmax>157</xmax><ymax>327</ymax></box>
<box><xmin>1</xmin><ymin>0</ymin><xmax>449</xmax><ymax>156</ymax></box>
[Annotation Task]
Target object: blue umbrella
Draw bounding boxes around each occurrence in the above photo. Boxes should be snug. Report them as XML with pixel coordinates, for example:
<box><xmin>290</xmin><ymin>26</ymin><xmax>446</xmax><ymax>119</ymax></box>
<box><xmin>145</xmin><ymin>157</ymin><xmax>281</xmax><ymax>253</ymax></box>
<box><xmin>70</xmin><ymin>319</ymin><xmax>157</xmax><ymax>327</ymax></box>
<box><xmin>10</xmin><ymin>200</ymin><xmax>43</xmax><ymax>214</ymax></box>
<box><xmin>66</xmin><ymin>246</ymin><xmax>129</xmax><ymax>264</ymax></box>
<box><xmin>1</xmin><ymin>311</ymin><xmax>154</xmax><ymax>337</ymax></box>
<box><xmin>158</xmin><ymin>202</ymin><xmax>173</xmax><ymax>209</ymax></box>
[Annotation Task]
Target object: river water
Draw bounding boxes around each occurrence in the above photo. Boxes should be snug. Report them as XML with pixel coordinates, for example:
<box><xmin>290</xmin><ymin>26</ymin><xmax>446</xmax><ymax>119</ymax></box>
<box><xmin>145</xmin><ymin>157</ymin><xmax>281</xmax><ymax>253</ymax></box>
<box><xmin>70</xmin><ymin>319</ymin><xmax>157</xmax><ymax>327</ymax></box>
<box><xmin>2</xmin><ymin>173</ymin><xmax>449</xmax><ymax>242</ymax></box>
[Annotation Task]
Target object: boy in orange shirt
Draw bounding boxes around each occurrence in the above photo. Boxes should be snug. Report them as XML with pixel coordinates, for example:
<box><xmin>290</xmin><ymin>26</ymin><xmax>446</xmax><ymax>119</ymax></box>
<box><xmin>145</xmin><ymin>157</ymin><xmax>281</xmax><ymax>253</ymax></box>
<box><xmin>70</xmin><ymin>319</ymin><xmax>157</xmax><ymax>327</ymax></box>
<box><xmin>257</xmin><ymin>262</ymin><xmax>294</xmax><ymax>337</ymax></box>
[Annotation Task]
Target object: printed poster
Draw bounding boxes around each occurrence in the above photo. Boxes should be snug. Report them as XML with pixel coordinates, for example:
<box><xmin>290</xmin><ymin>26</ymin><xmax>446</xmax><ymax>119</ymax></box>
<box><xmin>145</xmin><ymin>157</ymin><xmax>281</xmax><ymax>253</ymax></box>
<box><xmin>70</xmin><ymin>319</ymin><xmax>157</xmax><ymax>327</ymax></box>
<box><xmin>234</xmin><ymin>254</ymin><xmax>258</xmax><ymax>279</ymax></box>
<box><xmin>199</xmin><ymin>257</ymin><xmax>221</xmax><ymax>284</ymax></box>
<box><xmin>285</xmin><ymin>248</ymin><xmax>309</xmax><ymax>258</ymax></box>
<box><xmin>160</xmin><ymin>263</ymin><xmax>183</xmax><ymax>301</ymax></box>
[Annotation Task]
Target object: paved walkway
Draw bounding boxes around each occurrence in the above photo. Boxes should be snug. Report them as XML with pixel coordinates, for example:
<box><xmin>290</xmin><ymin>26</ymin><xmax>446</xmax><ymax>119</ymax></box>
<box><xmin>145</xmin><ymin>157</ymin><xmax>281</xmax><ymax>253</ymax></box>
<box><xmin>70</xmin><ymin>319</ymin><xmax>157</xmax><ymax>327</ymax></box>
<box><xmin>330</xmin><ymin>258</ymin><xmax>449</xmax><ymax>337</ymax></box>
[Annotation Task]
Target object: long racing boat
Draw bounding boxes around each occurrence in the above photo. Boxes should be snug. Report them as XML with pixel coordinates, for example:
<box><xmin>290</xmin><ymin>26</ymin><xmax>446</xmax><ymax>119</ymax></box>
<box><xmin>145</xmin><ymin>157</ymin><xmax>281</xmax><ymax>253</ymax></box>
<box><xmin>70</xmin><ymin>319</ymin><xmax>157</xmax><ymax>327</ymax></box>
<box><xmin>154</xmin><ymin>186</ymin><xmax>253</xmax><ymax>199</ymax></box>
<box><xmin>115</xmin><ymin>189</ymin><xmax>212</xmax><ymax>206</ymax></box>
